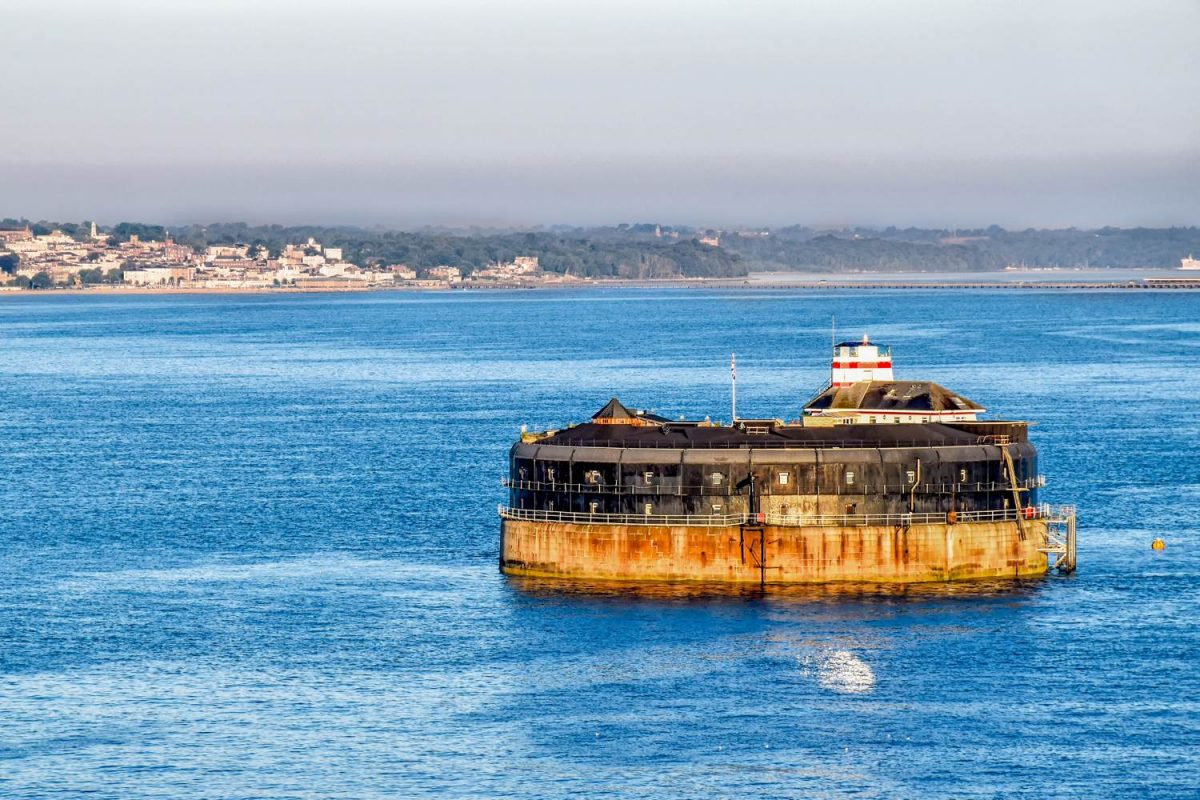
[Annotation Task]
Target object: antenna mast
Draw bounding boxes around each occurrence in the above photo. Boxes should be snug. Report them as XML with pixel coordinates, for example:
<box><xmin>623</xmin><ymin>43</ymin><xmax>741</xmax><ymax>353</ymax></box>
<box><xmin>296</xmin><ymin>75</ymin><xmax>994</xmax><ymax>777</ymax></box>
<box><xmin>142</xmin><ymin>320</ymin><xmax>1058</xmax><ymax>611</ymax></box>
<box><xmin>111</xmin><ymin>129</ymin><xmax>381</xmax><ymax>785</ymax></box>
<box><xmin>830</xmin><ymin>316</ymin><xmax>837</xmax><ymax>387</ymax></box>
<box><xmin>730</xmin><ymin>353</ymin><xmax>737</xmax><ymax>422</ymax></box>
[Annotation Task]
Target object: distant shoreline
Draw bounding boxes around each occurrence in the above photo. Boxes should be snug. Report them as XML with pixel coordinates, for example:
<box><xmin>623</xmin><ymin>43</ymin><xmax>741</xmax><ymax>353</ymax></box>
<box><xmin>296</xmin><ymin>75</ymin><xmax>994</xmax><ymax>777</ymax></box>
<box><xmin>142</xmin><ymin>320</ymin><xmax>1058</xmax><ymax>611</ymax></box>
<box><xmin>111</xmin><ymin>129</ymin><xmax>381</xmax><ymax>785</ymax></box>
<box><xmin>2</xmin><ymin>270</ymin><xmax>1198</xmax><ymax>296</ymax></box>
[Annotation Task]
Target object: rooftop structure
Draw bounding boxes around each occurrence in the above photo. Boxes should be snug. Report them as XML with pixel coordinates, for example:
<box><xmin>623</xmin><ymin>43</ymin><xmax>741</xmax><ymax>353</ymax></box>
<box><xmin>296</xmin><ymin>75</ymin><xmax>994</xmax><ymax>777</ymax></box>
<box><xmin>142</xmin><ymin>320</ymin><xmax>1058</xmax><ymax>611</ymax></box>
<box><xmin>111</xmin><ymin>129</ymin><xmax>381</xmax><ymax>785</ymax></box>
<box><xmin>831</xmin><ymin>334</ymin><xmax>893</xmax><ymax>387</ymax></box>
<box><xmin>804</xmin><ymin>335</ymin><xmax>983</xmax><ymax>424</ymax></box>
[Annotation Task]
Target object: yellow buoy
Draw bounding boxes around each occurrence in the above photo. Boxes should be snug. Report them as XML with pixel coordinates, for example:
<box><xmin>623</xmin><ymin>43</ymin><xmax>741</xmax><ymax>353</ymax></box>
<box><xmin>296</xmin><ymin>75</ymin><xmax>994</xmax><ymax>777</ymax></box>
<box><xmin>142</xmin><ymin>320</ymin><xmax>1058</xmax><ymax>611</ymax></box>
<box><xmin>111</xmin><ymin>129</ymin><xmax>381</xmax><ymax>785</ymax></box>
<box><xmin>1151</xmin><ymin>538</ymin><xmax>1166</xmax><ymax>551</ymax></box>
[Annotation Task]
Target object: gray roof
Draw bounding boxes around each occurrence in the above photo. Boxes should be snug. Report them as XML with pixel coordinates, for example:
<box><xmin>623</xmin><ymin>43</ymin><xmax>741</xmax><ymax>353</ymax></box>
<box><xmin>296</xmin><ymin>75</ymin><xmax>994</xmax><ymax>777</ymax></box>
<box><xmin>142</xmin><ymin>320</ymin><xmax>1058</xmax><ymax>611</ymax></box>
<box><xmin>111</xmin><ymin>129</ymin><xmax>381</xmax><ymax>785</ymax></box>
<box><xmin>804</xmin><ymin>381</ymin><xmax>984</xmax><ymax>413</ymax></box>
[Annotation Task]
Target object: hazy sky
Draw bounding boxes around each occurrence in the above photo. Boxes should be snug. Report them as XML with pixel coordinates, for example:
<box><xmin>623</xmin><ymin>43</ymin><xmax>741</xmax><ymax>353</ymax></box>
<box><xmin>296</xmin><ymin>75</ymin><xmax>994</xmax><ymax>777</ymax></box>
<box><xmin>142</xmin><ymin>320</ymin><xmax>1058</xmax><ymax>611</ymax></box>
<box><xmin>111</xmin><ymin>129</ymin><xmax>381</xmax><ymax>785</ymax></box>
<box><xmin>4</xmin><ymin>0</ymin><xmax>1198</xmax><ymax>227</ymax></box>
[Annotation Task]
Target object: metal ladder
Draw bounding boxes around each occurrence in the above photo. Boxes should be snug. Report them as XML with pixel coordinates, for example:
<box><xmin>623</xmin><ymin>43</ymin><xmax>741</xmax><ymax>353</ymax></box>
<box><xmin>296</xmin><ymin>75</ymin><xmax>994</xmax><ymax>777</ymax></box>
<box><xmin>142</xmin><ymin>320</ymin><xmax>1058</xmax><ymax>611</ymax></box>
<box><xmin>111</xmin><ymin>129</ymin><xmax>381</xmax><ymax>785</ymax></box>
<box><xmin>739</xmin><ymin>523</ymin><xmax>769</xmax><ymax>586</ymax></box>
<box><xmin>999</xmin><ymin>442</ymin><xmax>1029</xmax><ymax>541</ymax></box>
<box><xmin>1040</xmin><ymin>505</ymin><xmax>1078</xmax><ymax>573</ymax></box>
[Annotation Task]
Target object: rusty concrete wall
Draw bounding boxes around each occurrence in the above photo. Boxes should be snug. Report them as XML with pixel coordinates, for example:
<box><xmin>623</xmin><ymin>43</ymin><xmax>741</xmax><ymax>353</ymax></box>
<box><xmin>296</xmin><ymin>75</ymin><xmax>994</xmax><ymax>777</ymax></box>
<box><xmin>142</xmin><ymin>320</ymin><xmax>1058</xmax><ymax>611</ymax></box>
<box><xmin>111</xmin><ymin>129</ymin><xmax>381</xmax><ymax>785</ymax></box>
<box><xmin>500</xmin><ymin>518</ymin><xmax>1048</xmax><ymax>583</ymax></box>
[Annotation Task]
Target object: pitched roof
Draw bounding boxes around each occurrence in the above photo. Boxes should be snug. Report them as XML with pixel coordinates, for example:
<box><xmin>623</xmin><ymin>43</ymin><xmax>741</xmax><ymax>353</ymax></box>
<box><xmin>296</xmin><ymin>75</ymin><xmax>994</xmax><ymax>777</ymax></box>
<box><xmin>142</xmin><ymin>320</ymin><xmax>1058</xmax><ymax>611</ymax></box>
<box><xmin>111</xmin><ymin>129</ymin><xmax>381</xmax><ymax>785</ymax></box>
<box><xmin>592</xmin><ymin>397</ymin><xmax>637</xmax><ymax>421</ymax></box>
<box><xmin>804</xmin><ymin>381</ymin><xmax>984</xmax><ymax>413</ymax></box>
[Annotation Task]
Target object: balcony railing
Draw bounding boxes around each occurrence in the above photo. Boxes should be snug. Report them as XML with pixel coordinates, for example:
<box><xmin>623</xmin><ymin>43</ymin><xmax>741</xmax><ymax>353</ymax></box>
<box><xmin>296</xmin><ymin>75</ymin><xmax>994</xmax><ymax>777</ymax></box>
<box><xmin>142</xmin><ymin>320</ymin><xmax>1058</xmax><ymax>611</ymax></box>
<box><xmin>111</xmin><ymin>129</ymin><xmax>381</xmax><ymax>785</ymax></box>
<box><xmin>498</xmin><ymin>505</ymin><xmax>745</xmax><ymax>527</ymax></box>
<box><xmin>499</xmin><ymin>504</ymin><xmax>1072</xmax><ymax>528</ymax></box>
<box><xmin>763</xmin><ymin>508</ymin><xmax>1022</xmax><ymax>526</ymax></box>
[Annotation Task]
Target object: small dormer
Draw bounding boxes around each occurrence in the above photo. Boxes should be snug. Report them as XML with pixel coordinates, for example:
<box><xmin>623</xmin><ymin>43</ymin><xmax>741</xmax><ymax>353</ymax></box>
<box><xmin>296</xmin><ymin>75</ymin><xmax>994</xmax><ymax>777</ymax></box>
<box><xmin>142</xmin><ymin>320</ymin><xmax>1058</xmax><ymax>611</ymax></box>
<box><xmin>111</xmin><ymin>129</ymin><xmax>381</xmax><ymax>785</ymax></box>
<box><xmin>591</xmin><ymin>397</ymin><xmax>661</xmax><ymax>427</ymax></box>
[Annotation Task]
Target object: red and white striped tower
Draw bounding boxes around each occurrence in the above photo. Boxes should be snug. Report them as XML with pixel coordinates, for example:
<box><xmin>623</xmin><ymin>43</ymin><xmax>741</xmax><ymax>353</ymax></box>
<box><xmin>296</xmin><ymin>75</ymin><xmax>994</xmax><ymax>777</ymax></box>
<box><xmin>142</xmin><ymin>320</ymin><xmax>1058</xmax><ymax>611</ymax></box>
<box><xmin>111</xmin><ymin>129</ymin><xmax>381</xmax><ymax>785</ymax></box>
<box><xmin>831</xmin><ymin>334</ymin><xmax>894</xmax><ymax>388</ymax></box>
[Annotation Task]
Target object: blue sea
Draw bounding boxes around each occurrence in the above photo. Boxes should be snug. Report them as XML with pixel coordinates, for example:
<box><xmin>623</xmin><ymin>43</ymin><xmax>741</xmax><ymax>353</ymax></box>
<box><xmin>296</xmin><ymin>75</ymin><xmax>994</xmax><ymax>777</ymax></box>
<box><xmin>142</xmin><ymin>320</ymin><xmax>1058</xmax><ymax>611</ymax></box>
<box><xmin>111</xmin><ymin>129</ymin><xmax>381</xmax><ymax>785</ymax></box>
<box><xmin>1</xmin><ymin>289</ymin><xmax>1197</xmax><ymax>799</ymax></box>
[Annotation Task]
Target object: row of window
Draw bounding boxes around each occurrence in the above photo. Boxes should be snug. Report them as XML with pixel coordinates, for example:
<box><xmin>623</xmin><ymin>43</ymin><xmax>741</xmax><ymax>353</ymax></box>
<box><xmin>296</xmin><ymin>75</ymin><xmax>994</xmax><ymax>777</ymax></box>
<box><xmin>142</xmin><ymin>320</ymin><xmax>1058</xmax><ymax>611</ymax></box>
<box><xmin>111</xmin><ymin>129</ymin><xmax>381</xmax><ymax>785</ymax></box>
<box><xmin>542</xmin><ymin>498</ymin><xmax>1009</xmax><ymax>516</ymax></box>
<box><xmin>544</xmin><ymin>500</ymin><xmax>727</xmax><ymax>515</ymax></box>
<box><xmin>529</xmin><ymin>467</ymin><xmax>950</xmax><ymax>487</ymax></box>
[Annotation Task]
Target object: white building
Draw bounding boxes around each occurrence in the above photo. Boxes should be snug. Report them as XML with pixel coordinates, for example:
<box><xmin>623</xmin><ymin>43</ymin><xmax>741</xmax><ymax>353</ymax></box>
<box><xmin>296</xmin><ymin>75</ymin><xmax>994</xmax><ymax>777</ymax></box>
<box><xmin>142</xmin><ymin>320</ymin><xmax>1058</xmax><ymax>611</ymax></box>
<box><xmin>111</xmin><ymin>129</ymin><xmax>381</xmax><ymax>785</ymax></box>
<box><xmin>205</xmin><ymin>245</ymin><xmax>250</xmax><ymax>262</ymax></box>
<box><xmin>124</xmin><ymin>267</ymin><xmax>196</xmax><ymax>286</ymax></box>
<box><xmin>427</xmin><ymin>266</ymin><xmax>462</xmax><ymax>282</ymax></box>
<box><xmin>830</xmin><ymin>335</ymin><xmax>894</xmax><ymax>387</ymax></box>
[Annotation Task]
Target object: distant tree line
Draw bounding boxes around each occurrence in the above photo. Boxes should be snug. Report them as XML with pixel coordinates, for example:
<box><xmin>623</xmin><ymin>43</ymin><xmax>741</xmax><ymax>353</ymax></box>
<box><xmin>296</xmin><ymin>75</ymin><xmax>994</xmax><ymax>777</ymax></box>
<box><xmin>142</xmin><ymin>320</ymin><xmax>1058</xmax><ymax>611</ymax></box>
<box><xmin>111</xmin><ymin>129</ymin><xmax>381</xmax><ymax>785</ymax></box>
<box><xmin>162</xmin><ymin>223</ymin><xmax>744</xmax><ymax>279</ymax></box>
<box><xmin>724</xmin><ymin>225</ymin><xmax>1200</xmax><ymax>272</ymax></box>
<box><xmin>4</xmin><ymin>217</ymin><xmax>1198</xmax><ymax>276</ymax></box>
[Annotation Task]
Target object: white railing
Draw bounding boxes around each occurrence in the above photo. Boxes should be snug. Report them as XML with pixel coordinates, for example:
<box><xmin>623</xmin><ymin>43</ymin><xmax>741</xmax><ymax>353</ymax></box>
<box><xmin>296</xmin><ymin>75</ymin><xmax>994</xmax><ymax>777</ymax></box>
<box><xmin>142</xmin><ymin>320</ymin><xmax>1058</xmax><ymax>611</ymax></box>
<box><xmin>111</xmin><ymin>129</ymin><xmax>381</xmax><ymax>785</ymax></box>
<box><xmin>499</xmin><ymin>505</ymin><xmax>1053</xmax><ymax>528</ymax></box>
<box><xmin>1040</xmin><ymin>503</ymin><xmax>1076</xmax><ymax>520</ymax></box>
<box><xmin>498</xmin><ymin>505</ymin><xmax>744</xmax><ymax>527</ymax></box>
<box><xmin>764</xmin><ymin>508</ymin><xmax>1023</xmax><ymax>527</ymax></box>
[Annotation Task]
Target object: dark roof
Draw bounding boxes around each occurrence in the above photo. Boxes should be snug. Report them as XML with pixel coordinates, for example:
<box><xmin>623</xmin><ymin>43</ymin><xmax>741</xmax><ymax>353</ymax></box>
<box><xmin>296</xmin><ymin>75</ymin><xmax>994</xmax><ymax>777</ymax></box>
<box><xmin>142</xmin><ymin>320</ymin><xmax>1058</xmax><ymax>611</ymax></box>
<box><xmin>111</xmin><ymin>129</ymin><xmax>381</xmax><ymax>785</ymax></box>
<box><xmin>592</xmin><ymin>397</ymin><xmax>637</xmax><ymax>420</ymax></box>
<box><xmin>835</xmin><ymin>340</ymin><xmax>886</xmax><ymax>348</ymax></box>
<box><xmin>804</xmin><ymin>381</ymin><xmax>984</xmax><ymax>413</ymax></box>
<box><xmin>538</xmin><ymin>419</ymin><xmax>990</xmax><ymax>449</ymax></box>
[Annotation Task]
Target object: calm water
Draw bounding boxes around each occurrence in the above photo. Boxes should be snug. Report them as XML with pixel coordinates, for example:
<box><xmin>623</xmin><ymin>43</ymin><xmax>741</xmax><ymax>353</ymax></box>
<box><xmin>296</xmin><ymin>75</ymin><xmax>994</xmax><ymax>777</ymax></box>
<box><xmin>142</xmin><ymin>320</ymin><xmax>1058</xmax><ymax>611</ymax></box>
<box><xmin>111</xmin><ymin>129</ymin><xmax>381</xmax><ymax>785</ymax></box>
<box><xmin>1</xmin><ymin>289</ymin><xmax>1197</xmax><ymax>799</ymax></box>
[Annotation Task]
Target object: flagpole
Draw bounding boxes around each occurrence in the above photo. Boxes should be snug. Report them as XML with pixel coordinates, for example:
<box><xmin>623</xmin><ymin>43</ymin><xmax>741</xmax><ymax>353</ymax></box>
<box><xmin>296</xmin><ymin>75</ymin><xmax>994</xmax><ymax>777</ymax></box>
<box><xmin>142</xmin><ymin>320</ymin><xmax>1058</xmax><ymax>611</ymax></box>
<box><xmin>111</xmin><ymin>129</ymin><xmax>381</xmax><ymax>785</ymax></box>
<box><xmin>731</xmin><ymin>352</ymin><xmax>737</xmax><ymax>422</ymax></box>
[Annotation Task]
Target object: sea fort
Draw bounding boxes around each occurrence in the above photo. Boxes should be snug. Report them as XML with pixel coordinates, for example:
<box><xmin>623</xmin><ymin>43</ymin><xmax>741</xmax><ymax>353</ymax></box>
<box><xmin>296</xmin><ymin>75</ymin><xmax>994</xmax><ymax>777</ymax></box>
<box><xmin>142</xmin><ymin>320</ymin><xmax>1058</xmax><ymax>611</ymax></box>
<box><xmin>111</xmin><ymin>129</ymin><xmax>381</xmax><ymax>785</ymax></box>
<box><xmin>501</xmin><ymin>337</ymin><xmax>1077</xmax><ymax>584</ymax></box>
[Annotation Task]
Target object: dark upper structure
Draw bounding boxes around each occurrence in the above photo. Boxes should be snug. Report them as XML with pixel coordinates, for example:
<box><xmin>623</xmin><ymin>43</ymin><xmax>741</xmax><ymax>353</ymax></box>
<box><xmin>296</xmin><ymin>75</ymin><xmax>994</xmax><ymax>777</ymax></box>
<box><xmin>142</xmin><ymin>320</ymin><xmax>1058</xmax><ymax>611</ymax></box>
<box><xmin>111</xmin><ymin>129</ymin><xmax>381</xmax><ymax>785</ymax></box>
<box><xmin>508</xmin><ymin>398</ymin><xmax>1038</xmax><ymax>519</ymax></box>
<box><xmin>507</xmin><ymin>337</ymin><xmax>1035</xmax><ymax>520</ymax></box>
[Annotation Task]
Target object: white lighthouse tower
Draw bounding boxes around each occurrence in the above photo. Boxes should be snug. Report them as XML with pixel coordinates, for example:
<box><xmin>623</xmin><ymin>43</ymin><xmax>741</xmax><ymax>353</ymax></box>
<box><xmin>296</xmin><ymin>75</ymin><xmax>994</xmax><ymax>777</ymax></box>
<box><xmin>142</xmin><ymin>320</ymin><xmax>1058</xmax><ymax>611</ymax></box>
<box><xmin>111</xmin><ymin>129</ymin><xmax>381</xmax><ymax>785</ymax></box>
<box><xmin>805</xmin><ymin>334</ymin><xmax>985</xmax><ymax>424</ymax></box>
<box><xmin>831</xmin><ymin>334</ymin><xmax>894</xmax><ymax>388</ymax></box>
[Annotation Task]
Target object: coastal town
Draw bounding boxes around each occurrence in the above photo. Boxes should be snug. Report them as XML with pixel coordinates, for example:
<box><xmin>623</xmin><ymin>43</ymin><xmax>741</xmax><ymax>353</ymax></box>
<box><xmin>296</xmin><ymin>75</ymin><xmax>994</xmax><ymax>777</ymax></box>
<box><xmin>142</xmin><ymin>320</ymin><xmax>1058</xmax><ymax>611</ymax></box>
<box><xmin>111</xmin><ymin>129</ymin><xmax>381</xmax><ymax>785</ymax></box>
<box><xmin>0</xmin><ymin>223</ymin><xmax>580</xmax><ymax>292</ymax></box>
<box><xmin>3</xmin><ymin>221</ymin><xmax>1200</xmax><ymax>294</ymax></box>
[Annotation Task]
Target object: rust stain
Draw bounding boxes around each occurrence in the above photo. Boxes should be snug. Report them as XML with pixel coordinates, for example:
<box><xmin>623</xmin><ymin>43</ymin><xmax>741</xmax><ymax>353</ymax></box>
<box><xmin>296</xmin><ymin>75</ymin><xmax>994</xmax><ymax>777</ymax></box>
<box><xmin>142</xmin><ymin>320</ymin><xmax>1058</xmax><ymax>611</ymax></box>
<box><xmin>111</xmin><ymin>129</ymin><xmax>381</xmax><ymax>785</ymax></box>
<box><xmin>501</xmin><ymin>519</ymin><xmax>1048</xmax><ymax>584</ymax></box>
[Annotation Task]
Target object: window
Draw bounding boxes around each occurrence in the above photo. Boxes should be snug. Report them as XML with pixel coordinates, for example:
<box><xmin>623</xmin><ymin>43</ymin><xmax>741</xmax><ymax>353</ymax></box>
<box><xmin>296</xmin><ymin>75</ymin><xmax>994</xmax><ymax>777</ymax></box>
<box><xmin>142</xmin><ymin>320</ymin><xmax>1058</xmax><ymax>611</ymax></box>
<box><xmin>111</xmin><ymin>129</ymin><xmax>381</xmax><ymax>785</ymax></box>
<box><xmin>711</xmin><ymin>472</ymin><xmax>724</xmax><ymax>486</ymax></box>
<box><xmin>643</xmin><ymin>471</ymin><xmax>654</xmax><ymax>485</ymax></box>
<box><xmin>778</xmin><ymin>471</ymin><xmax>790</xmax><ymax>486</ymax></box>
<box><xmin>845</xmin><ymin>470</ymin><xmax>855</xmax><ymax>486</ymax></box>
<box><xmin>643</xmin><ymin>503</ymin><xmax>653</xmax><ymax>516</ymax></box>
<box><xmin>894</xmin><ymin>417</ymin><xmax>901</xmax><ymax>423</ymax></box>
